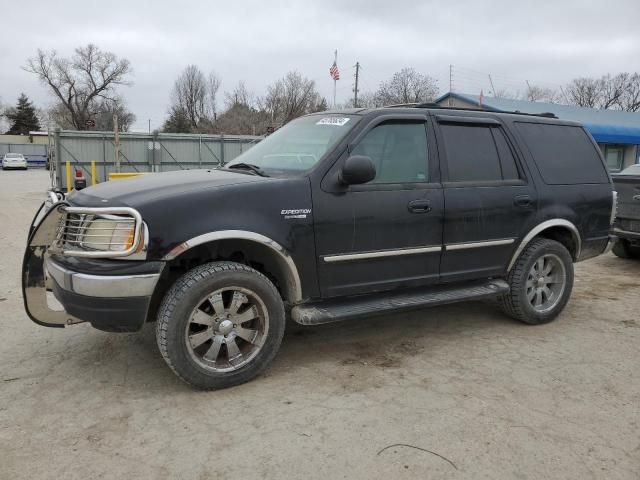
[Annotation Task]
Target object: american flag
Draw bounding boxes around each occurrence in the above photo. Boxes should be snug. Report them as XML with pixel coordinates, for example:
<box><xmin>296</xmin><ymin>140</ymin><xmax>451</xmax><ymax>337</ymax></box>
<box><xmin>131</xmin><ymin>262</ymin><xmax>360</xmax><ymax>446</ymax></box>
<box><xmin>329</xmin><ymin>61</ymin><xmax>340</xmax><ymax>81</ymax></box>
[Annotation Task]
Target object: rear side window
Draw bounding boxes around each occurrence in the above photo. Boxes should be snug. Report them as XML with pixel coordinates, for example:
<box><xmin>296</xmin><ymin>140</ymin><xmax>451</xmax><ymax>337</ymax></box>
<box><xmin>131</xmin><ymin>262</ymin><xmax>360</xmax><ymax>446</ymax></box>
<box><xmin>440</xmin><ymin>124</ymin><xmax>520</xmax><ymax>182</ymax></box>
<box><xmin>515</xmin><ymin>122</ymin><xmax>609</xmax><ymax>184</ymax></box>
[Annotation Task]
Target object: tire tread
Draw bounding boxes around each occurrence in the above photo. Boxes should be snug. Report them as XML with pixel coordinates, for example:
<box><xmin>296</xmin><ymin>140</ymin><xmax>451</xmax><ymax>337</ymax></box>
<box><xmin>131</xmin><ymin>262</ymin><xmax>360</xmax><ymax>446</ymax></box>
<box><xmin>156</xmin><ymin>261</ymin><xmax>283</xmax><ymax>390</ymax></box>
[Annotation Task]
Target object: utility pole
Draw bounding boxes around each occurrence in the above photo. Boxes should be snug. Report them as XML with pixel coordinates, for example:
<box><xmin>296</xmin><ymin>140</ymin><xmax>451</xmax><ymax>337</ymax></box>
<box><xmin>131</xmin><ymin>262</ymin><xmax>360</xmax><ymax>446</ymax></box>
<box><xmin>449</xmin><ymin>64</ymin><xmax>453</xmax><ymax>106</ymax></box>
<box><xmin>113</xmin><ymin>114</ymin><xmax>120</xmax><ymax>173</ymax></box>
<box><xmin>488</xmin><ymin>74</ymin><xmax>496</xmax><ymax>97</ymax></box>
<box><xmin>148</xmin><ymin>119</ymin><xmax>151</xmax><ymax>134</ymax></box>
<box><xmin>353</xmin><ymin>62</ymin><xmax>360</xmax><ymax>108</ymax></box>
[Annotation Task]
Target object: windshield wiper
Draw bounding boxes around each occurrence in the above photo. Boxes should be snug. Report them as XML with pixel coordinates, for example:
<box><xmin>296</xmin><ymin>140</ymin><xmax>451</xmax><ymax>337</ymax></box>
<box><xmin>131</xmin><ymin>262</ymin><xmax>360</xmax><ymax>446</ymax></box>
<box><xmin>224</xmin><ymin>163</ymin><xmax>269</xmax><ymax>177</ymax></box>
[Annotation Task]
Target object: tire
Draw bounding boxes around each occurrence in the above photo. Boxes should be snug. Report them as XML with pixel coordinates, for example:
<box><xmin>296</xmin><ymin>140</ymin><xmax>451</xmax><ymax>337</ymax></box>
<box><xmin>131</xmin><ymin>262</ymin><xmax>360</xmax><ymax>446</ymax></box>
<box><xmin>612</xmin><ymin>238</ymin><xmax>640</xmax><ymax>259</ymax></box>
<box><xmin>156</xmin><ymin>261</ymin><xmax>285</xmax><ymax>390</ymax></box>
<box><xmin>500</xmin><ymin>238</ymin><xmax>574</xmax><ymax>325</ymax></box>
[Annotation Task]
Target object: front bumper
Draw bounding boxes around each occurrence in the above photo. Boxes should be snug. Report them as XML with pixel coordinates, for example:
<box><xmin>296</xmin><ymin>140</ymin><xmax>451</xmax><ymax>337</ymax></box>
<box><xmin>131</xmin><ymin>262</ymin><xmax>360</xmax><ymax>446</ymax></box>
<box><xmin>45</xmin><ymin>257</ymin><xmax>162</xmax><ymax>332</ymax></box>
<box><xmin>22</xmin><ymin>200</ymin><xmax>164</xmax><ymax>332</ymax></box>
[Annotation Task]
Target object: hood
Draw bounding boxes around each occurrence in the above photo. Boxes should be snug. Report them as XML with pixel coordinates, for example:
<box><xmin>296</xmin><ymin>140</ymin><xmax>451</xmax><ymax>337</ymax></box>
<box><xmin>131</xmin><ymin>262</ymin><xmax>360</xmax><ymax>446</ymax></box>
<box><xmin>67</xmin><ymin>168</ymin><xmax>268</xmax><ymax>208</ymax></box>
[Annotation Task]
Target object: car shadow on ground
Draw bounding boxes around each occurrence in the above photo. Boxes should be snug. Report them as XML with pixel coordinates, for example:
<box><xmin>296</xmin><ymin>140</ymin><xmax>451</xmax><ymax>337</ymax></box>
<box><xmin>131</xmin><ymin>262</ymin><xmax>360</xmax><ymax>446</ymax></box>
<box><xmin>53</xmin><ymin>299</ymin><xmax>517</xmax><ymax>394</ymax></box>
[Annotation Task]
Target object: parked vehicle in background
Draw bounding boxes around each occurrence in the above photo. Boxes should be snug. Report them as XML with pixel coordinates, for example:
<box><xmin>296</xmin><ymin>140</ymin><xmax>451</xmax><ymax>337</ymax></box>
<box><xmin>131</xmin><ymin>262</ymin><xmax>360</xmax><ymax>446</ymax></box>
<box><xmin>612</xmin><ymin>164</ymin><xmax>640</xmax><ymax>259</ymax></box>
<box><xmin>22</xmin><ymin>105</ymin><xmax>615</xmax><ymax>390</ymax></box>
<box><xmin>2</xmin><ymin>153</ymin><xmax>28</xmax><ymax>170</ymax></box>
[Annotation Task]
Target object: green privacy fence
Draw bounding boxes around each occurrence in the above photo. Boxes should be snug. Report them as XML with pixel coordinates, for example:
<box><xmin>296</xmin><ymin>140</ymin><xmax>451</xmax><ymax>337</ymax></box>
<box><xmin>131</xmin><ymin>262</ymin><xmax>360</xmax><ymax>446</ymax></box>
<box><xmin>52</xmin><ymin>129</ymin><xmax>263</xmax><ymax>190</ymax></box>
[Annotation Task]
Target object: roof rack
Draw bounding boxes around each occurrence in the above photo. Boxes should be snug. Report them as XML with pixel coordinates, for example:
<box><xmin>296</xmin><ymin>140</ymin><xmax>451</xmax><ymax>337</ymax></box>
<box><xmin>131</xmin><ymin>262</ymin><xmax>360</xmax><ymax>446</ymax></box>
<box><xmin>383</xmin><ymin>103</ymin><xmax>558</xmax><ymax>119</ymax></box>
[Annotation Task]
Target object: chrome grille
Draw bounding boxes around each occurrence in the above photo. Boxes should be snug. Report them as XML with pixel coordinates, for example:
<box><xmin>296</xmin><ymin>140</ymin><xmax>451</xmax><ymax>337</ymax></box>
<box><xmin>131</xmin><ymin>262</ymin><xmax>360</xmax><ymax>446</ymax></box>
<box><xmin>55</xmin><ymin>206</ymin><xmax>143</xmax><ymax>258</ymax></box>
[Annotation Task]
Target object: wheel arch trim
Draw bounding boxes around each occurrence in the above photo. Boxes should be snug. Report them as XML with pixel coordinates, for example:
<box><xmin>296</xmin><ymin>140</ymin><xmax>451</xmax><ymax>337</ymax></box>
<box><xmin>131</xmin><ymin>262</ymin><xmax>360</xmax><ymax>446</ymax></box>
<box><xmin>163</xmin><ymin>230</ymin><xmax>303</xmax><ymax>303</ymax></box>
<box><xmin>508</xmin><ymin>219</ymin><xmax>581</xmax><ymax>271</ymax></box>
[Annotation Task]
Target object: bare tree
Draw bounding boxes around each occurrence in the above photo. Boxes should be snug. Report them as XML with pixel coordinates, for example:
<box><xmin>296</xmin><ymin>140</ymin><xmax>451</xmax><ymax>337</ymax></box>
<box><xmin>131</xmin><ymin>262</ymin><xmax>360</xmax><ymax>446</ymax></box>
<box><xmin>215</xmin><ymin>103</ymin><xmax>269</xmax><ymax>135</ymax></box>
<box><xmin>48</xmin><ymin>96</ymin><xmax>135</xmax><ymax>132</ymax></box>
<box><xmin>171</xmin><ymin>65</ymin><xmax>207</xmax><ymax>128</ymax></box>
<box><xmin>619</xmin><ymin>73</ymin><xmax>640</xmax><ymax>112</ymax></box>
<box><xmin>0</xmin><ymin>97</ymin><xmax>8</xmax><ymax>133</ymax></box>
<box><xmin>207</xmin><ymin>72</ymin><xmax>221</xmax><ymax>119</ymax></box>
<box><xmin>525</xmin><ymin>85</ymin><xmax>561</xmax><ymax>103</ymax></box>
<box><xmin>224</xmin><ymin>81</ymin><xmax>253</xmax><ymax>109</ymax></box>
<box><xmin>261</xmin><ymin>71</ymin><xmax>322</xmax><ymax>124</ymax></box>
<box><xmin>565</xmin><ymin>73</ymin><xmax>640</xmax><ymax>111</ymax></box>
<box><xmin>93</xmin><ymin>98</ymin><xmax>136</xmax><ymax>131</ymax></box>
<box><xmin>341</xmin><ymin>91</ymin><xmax>381</xmax><ymax>109</ymax></box>
<box><xmin>375</xmin><ymin>67</ymin><xmax>439</xmax><ymax>105</ymax></box>
<box><xmin>565</xmin><ymin>77</ymin><xmax>604</xmax><ymax>108</ymax></box>
<box><xmin>24</xmin><ymin>44</ymin><xmax>132</xmax><ymax>130</ymax></box>
<box><xmin>599</xmin><ymin>73</ymin><xmax>628</xmax><ymax>109</ymax></box>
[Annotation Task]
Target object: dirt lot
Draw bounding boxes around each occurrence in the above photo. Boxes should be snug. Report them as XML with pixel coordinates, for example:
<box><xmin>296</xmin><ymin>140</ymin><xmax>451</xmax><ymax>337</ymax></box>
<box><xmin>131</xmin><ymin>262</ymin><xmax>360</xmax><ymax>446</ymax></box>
<box><xmin>0</xmin><ymin>169</ymin><xmax>638</xmax><ymax>479</ymax></box>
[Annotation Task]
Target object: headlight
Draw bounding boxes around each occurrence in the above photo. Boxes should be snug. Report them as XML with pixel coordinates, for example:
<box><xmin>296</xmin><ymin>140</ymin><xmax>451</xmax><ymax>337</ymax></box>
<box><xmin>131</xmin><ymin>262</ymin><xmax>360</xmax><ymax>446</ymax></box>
<box><xmin>81</xmin><ymin>218</ymin><xmax>137</xmax><ymax>251</ymax></box>
<box><xmin>58</xmin><ymin>207</ymin><xmax>144</xmax><ymax>258</ymax></box>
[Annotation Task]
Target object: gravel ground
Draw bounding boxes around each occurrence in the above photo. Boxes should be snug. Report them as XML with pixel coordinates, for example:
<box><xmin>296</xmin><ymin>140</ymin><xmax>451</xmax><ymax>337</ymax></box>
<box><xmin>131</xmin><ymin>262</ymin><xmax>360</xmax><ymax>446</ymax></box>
<box><xmin>0</xmin><ymin>169</ymin><xmax>638</xmax><ymax>480</ymax></box>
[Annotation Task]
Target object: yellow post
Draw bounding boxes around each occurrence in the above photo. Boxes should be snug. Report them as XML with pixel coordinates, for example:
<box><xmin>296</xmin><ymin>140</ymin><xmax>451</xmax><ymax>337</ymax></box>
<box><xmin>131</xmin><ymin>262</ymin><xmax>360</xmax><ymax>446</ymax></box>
<box><xmin>91</xmin><ymin>160</ymin><xmax>96</xmax><ymax>185</ymax></box>
<box><xmin>65</xmin><ymin>161</ymin><xmax>71</xmax><ymax>193</ymax></box>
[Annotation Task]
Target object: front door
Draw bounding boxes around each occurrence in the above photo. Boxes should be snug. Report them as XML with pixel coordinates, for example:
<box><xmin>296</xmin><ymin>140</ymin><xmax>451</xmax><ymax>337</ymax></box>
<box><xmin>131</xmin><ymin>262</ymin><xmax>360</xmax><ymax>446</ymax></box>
<box><xmin>313</xmin><ymin>115</ymin><xmax>444</xmax><ymax>298</ymax></box>
<box><xmin>434</xmin><ymin>116</ymin><xmax>538</xmax><ymax>282</ymax></box>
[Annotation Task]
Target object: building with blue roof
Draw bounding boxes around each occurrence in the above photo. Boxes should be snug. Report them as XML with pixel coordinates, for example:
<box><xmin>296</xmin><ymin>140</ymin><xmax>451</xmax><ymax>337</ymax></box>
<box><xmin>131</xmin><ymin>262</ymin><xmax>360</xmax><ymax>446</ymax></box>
<box><xmin>435</xmin><ymin>92</ymin><xmax>640</xmax><ymax>172</ymax></box>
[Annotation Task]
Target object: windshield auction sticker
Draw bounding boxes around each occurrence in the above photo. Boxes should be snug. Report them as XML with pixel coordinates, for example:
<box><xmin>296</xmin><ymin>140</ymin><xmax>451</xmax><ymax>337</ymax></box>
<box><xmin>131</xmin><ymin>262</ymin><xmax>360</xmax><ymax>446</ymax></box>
<box><xmin>316</xmin><ymin>117</ymin><xmax>350</xmax><ymax>126</ymax></box>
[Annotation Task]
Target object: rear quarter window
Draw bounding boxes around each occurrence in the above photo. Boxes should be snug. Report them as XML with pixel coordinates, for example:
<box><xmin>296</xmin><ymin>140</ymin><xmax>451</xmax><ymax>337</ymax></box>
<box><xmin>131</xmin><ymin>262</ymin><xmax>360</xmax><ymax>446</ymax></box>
<box><xmin>514</xmin><ymin>122</ymin><xmax>609</xmax><ymax>185</ymax></box>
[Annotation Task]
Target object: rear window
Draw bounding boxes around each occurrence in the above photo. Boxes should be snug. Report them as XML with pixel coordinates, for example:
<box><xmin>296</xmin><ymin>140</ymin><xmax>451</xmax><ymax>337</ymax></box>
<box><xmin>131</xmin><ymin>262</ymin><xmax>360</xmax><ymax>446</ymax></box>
<box><xmin>514</xmin><ymin>122</ymin><xmax>608</xmax><ymax>184</ymax></box>
<box><xmin>440</xmin><ymin>124</ymin><xmax>520</xmax><ymax>182</ymax></box>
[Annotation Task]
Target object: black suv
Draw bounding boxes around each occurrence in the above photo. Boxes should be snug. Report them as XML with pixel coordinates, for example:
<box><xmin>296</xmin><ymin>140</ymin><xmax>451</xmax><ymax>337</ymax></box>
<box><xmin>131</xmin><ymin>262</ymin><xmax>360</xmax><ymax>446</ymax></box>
<box><xmin>23</xmin><ymin>106</ymin><xmax>615</xmax><ymax>389</ymax></box>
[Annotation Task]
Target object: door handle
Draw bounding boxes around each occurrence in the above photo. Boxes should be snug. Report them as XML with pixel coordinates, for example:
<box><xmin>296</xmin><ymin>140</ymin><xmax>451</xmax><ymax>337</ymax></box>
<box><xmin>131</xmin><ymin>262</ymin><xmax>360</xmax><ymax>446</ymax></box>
<box><xmin>514</xmin><ymin>195</ymin><xmax>532</xmax><ymax>208</ymax></box>
<box><xmin>408</xmin><ymin>199</ymin><xmax>432</xmax><ymax>213</ymax></box>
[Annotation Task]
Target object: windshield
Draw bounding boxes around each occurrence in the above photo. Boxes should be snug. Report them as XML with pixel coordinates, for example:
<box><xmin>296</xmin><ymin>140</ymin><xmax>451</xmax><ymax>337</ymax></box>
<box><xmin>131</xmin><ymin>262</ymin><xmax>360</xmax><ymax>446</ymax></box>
<box><xmin>6</xmin><ymin>153</ymin><xmax>23</xmax><ymax>158</ymax></box>
<box><xmin>224</xmin><ymin>114</ymin><xmax>357</xmax><ymax>175</ymax></box>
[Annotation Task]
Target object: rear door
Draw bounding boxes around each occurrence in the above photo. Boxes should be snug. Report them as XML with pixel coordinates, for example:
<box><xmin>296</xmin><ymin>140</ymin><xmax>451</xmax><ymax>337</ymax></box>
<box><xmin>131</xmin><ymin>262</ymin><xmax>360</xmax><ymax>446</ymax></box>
<box><xmin>435</xmin><ymin>116</ymin><xmax>538</xmax><ymax>282</ymax></box>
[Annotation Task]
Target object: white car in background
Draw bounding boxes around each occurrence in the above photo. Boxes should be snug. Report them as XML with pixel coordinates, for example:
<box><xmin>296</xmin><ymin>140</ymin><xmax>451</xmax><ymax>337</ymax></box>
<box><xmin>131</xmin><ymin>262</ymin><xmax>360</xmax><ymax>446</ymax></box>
<box><xmin>2</xmin><ymin>153</ymin><xmax>28</xmax><ymax>170</ymax></box>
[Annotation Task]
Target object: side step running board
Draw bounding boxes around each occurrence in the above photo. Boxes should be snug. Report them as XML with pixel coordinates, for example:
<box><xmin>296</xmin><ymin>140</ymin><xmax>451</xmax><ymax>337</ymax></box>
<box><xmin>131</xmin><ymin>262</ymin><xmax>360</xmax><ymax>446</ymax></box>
<box><xmin>291</xmin><ymin>279</ymin><xmax>509</xmax><ymax>326</ymax></box>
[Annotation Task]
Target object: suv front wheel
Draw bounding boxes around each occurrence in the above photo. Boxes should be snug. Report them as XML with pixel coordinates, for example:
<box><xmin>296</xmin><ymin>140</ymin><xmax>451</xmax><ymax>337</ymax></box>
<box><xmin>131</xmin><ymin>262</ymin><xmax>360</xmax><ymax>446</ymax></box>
<box><xmin>500</xmin><ymin>238</ymin><xmax>574</xmax><ymax>325</ymax></box>
<box><xmin>156</xmin><ymin>261</ymin><xmax>286</xmax><ymax>390</ymax></box>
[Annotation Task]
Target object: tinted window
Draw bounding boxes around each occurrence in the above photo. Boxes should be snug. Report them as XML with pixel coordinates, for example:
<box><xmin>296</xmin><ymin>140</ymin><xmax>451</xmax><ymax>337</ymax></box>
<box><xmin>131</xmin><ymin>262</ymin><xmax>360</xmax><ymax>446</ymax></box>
<box><xmin>515</xmin><ymin>123</ymin><xmax>609</xmax><ymax>184</ymax></box>
<box><xmin>493</xmin><ymin>128</ymin><xmax>520</xmax><ymax>180</ymax></box>
<box><xmin>441</xmin><ymin>124</ymin><xmax>512</xmax><ymax>182</ymax></box>
<box><xmin>351</xmin><ymin>122</ymin><xmax>428</xmax><ymax>183</ymax></box>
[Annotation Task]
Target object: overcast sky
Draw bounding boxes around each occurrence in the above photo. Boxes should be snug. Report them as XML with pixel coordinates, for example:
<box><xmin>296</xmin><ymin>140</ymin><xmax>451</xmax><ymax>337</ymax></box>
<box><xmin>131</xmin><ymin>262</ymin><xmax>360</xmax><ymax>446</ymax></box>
<box><xmin>1</xmin><ymin>0</ymin><xmax>639</xmax><ymax>131</ymax></box>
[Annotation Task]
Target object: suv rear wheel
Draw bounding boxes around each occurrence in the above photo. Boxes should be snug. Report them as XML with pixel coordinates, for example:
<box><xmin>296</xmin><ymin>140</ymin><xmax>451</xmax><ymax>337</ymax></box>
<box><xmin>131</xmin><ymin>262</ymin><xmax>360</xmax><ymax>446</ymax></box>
<box><xmin>500</xmin><ymin>238</ymin><xmax>574</xmax><ymax>325</ymax></box>
<box><xmin>156</xmin><ymin>261</ymin><xmax>285</xmax><ymax>390</ymax></box>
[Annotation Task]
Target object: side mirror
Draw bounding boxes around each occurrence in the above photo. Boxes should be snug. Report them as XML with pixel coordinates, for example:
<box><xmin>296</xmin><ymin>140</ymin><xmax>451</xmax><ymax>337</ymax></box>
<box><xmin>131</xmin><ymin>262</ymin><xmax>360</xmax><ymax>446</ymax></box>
<box><xmin>340</xmin><ymin>155</ymin><xmax>376</xmax><ymax>185</ymax></box>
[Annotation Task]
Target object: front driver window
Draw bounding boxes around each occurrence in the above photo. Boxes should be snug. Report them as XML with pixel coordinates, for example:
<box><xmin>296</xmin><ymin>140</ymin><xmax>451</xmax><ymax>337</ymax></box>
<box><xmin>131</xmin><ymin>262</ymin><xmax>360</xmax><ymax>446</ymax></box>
<box><xmin>351</xmin><ymin>121</ymin><xmax>428</xmax><ymax>184</ymax></box>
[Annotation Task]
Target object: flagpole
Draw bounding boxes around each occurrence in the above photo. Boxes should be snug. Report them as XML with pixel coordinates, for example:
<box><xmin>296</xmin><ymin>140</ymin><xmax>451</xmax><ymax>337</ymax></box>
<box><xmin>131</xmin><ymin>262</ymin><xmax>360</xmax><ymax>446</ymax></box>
<box><xmin>333</xmin><ymin>49</ymin><xmax>337</xmax><ymax>108</ymax></box>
